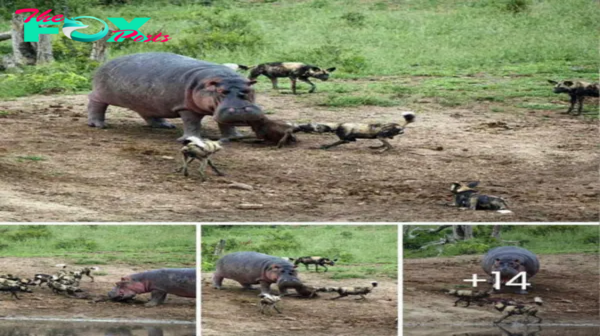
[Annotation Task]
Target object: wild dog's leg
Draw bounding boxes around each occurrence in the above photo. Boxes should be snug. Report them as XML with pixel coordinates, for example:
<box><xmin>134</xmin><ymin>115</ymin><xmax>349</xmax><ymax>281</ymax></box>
<box><xmin>145</xmin><ymin>290</ymin><xmax>168</xmax><ymax>307</ymax></box>
<box><xmin>575</xmin><ymin>96</ymin><xmax>585</xmax><ymax>115</ymax></box>
<box><xmin>322</xmin><ymin>264</ymin><xmax>328</xmax><ymax>272</ymax></box>
<box><xmin>207</xmin><ymin>159</ymin><xmax>225</xmax><ymax>176</ymax></box>
<box><xmin>299</xmin><ymin>77</ymin><xmax>316</xmax><ymax>93</ymax></box>
<box><xmin>259</xmin><ymin>303</ymin><xmax>266</xmax><ymax>314</ymax></box>
<box><xmin>494</xmin><ymin>313</ymin><xmax>511</xmax><ymax>324</ymax></box>
<box><xmin>454</xmin><ymin>298</ymin><xmax>462</xmax><ymax>306</ymax></box>
<box><xmin>198</xmin><ymin>158</ymin><xmax>208</xmax><ymax>181</ymax></box>
<box><xmin>468</xmin><ymin>196</ymin><xmax>478</xmax><ymax>210</ymax></box>
<box><xmin>304</xmin><ymin>263</ymin><xmax>309</xmax><ymax>271</ymax></box>
<box><xmin>290</xmin><ymin>77</ymin><xmax>297</xmax><ymax>94</ymax></box>
<box><xmin>355</xmin><ymin>294</ymin><xmax>367</xmax><ymax>300</ymax></box>
<box><xmin>378</xmin><ymin>138</ymin><xmax>393</xmax><ymax>152</ymax></box>
<box><xmin>320</xmin><ymin>140</ymin><xmax>350</xmax><ymax>150</ymax></box>
<box><xmin>182</xmin><ymin>156</ymin><xmax>194</xmax><ymax>177</ymax></box>
<box><xmin>315</xmin><ymin>264</ymin><xmax>319</xmax><ymax>273</ymax></box>
<box><xmin>269</xmin><ymin>76</ymin><xmax>279</xmax><ymax>90</ymax></box>
<box><xmin>464</xmin><ymin>298</ymin><xmax>471</xmax><ymax>307</ymax></box>
<box><xmin>330</xmin><ymin>294</ymin><xmax>346</xmax><ymax>300</ymax></box>
<box><xmin>10</xmin><ymin>291</ymin><xmax>20</xmax><ymax>300</ymax></box>
<box><xmin>276</xmin><ymin>131</ymin><xmax>292</xmax><ymax>149</ymax></box>
<box><xmin>273</xmin><ymin>303</ymin><xmax>282</xmax><ymax>314</ymax></box>
<box><xmin>563</xmin><ymin>94</ymin><xmax>576</xmax><ymax>114</ymax></box>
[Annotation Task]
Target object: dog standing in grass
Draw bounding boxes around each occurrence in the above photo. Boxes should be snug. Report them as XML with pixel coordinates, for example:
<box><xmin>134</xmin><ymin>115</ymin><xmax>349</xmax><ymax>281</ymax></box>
<box><xmin>249</xmin><ymin>62</ymin><xmax>336</xmax><ymax>94</ymax></box>
<box><xmin>548</xmin><ymin>80</ymin><xmax>599</xmax><ymax>115</ymax></box>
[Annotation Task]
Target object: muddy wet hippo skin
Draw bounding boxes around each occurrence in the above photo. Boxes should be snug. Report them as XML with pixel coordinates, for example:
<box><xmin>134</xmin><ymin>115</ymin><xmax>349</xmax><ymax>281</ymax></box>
<box><xmin>482</xmin><ymin>246</ymin><xmax>539</xmax><ymax>294</ymax></box>
<box><xmin>87</xmin><ymin>52</ymin><xmax>264</xmax><ymax>141</ymax></box>
<box><xmin>107</xmin><ymin>268</ymin><xmax>196</xmax><ymax>307</ymax></box>
<box><xmin>213</xmin><ymin>252</ymin><xmax>306</xmax><ymax>296</ymax></box>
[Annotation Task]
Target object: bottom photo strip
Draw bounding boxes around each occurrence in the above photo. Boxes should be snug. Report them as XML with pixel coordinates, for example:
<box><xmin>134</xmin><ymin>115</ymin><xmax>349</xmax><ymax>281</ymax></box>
<box><xmin>0</xmin><ymin>224</ymin><xmax>598</xmax><ymax>336</ymax></box>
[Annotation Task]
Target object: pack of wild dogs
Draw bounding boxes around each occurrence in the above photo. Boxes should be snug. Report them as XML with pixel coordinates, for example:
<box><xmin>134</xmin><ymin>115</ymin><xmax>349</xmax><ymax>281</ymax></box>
<box><xmin>169</xmin><ymin>60</ymin><xmax>597</xmax><ymax>214</ymax></box>
<box><xmin>254</xmin><ymin>255</ymin><xmax>379</xmax><ymax>315</ymax></box>
<box><xmin>0</xmin><ymin>264</ymin><xmax>99</xmax><ymax>300</ymax></box>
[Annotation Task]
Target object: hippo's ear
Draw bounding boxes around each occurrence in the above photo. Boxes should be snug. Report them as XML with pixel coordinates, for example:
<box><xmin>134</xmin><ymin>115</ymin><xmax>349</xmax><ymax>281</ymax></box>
<box><xmin>201</xmin><ymin>80</ymin><xmax>220</xmax><ymax>90</ymax></box>
<box><xmin>267</xmin><ymin>264</ymin><xmax>281</xmax><ymax>271</ymax></box>
<box><xmin>247</xmin><ymin>79</ymin><xmax>257</xmax><ymax>86</ymax></box>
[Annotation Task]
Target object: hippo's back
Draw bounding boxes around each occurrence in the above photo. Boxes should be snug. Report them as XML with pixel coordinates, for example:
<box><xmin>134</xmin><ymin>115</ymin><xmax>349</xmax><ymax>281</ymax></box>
<box><xmin>90</xmin><ymin>52</ymin><xmax>238</xmax><ymax>115</ymax></box>
<box><xmin>482</xmin><ymin>246</ymin><xmax>540</xmax><ymax>276</ymax></box>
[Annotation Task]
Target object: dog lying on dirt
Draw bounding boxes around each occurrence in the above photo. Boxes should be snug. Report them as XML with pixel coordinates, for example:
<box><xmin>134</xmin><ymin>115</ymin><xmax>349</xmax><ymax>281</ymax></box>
<box><xmin>447</xmin><ymin>289</ymin><xmax>492</xmax><ymax>307</ymax></box>
<box><xmin>295</xmin><ymin>111</ymin><xmax>416</xmax><ymax>152</ymax></box>
<box><xmin>317</xmin><ymin>281</ymin><xmax>378</xmax><ymax>300</ymax></box>
<box><xmin>294</xmin><ymin>256</ymin><xmax>338</xmax><ymax>272</ymax></box>
<box><xmin>178</xmin><ymin>136</ymin><xmax>225</xmax><ymax>181</ymax></box>
<box><xmin>548</xmin><ymin>80</ymin><xmax>599</xmax><ymax>115</ymax></box>
<box><xmin>450</xmin><ymin>182</ymin><xmax>510</xmax><ymax>213</ymax></box>
<box><xmin>249</xmin><ymin>62</ymin><xmax>336</xmax><ymax>94</ymax></box>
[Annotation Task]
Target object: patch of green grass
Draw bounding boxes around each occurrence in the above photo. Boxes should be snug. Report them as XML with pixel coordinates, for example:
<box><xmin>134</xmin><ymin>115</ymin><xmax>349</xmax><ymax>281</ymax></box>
<box><xmin>404</xmin><ymin>225</ymin><xmax>599</xmax><ymax>259</ymax></box>
<box><xmin>517</xmin><ymin>103</ymin><xmax>566</xmax><ymax>110</ymax></box>
<box><xmin>318</xmin><ymin>94</ymin><xmax>398</xmax><ymax>107</ymax></box>
<box><xmin>17</xmin><ymin>155</ymin><xmax>46</xmax><ymax>162</ymax></box>
<box><xmin>0</xmin><ymin>225</ymin><xmax>196</xmax><ymax>267</ymax></box>
<box><xmin>202</xmin><ymin>225</ymin><xmax>397</xmax><ymax>279</ymax></box>
<box><xmin>0</xmin><ymin>110</ymin><xmax>11</xmax><ymax>116</ymax></box>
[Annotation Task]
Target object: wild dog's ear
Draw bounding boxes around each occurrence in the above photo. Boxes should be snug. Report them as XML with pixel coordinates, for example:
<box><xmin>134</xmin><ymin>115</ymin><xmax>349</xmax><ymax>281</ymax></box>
<box><xmin>450</xmin><ymin>183</ymin><xmax>460</xmax><ymax>192</ymax></box>
<box><xmin>292</xmin><ymin>265</ymin><xmax>298</xmax><ymax>269</ymax></box>
<box><xmin>182</xmin><ymin>139</ymin><xmax>193</xmax><ymax>145</ymax></box>
<box><xmin>467</xmin><ymin>181</ymin><xmax>479</xmax><ymax>188</ymax></box>
<box><xmin>326</xmin><ymin>67</ymin><xmax>336</xmax><ymax>72</ymax></box>
<box><xmin>247</xmin><ymin>79</ymin><xmax>257</xmax><ymax>86</ymax></box>
<box><xmin>333</xmin><ymin>259</ymin><xmax>338</xmax><ymax>262</ymax></box>
<box><xmin>563</xmin><ymin>80</ymin><xmax>574</xmax><ymax>86</ymax></box>
<box><xmin>547</xmin><ymin>80</ymin><xmax>558</xmax><ymax>85</ymax></box>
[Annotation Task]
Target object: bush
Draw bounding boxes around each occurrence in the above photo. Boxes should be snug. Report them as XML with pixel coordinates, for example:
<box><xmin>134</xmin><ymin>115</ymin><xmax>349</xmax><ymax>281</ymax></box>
<box><xmin>255</xmin><ymin>231</ymin><xmax>301</xmax><ymax>254</ymax></box>
<box><xmin>341</xmin><ymin>12</ymin><xmax>366</xmax><ymax>27</ymax></box>
<box><xmin>527</xmin><ymin>225</ymin><xmax>580</xmax><ymax>236</ymax></box>
<box><xmin>445</xmin><ymin>241</ymin><xmax>492</xmax><ymax>255</ymax></box>
<box><xmin>0</xmin><ymin>64</ymin><xmax>91</xmax><ymax>97</ymax></box>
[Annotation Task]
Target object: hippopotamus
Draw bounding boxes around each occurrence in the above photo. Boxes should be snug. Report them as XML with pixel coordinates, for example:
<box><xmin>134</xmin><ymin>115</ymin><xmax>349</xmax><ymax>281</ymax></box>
<box><xmin>482</xmin><ymin>246</ymin><xmax>540</xmax><ymax>294</ymax></box>
<box><xmin>213</xmin><ymin>252</ymin><xmax>306</xmax><ymax>296</ymax></box>
<box><xmin>87</xmin><ymin>52</ymin><xmax>264</xmax><ymax>141</ymax></box>
<box><xmin>107</xmin><ymin>268</ymin><xmax>196</xmax><ymax>307</ymax></box>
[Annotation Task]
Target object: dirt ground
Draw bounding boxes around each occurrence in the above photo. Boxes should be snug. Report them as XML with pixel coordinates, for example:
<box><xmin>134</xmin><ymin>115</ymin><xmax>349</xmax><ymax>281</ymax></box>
<box><xmin>403</xmin><ymin>253</ymin><xmax>600</xmax><ymax>328</ymax></box>
<box><xmin>201</xmin><ymin>271</ymin><xmax>398</xmax><ymax>336</ymax></box>
<box><xmin>0</xmin><ymin>257</ymin><xmax>196</xmax><ymax>321</ymax></box>
<box><xmin>0</xmin><ymin>89</ymin><xmax>598</xmax><ymax>222</ymax></box>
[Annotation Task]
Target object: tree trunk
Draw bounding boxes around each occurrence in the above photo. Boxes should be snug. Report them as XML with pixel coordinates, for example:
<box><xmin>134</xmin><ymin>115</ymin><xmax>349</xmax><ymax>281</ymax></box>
<box><xmin>90</xmin><ymin>33</ymin><xmax>111</xmax><ymax>62</ymax></box>
<box><xmin>452</xmin><ymin>225</ymin><xmax>473</xmax><ymax>241</ymax></box>
<box><xmin>491</xmin><ymin>225</ymin><xmax>501</xmax><ymax>240</ymax></box>
<box><xmin>10</xmin><ymin>13</ymin><xmax>54</xmax><ymax>66</ymax></box>
<box><xmin>462</xmin><ymin>225</ymin><xmax>473</xmax><ymax>240</ymax></box>
<box><xmin>0</xmin><ymin>31</ymin><xmax>10</xmax><ymax>41</ymax></box>
<box><xmin>213</xmin><ymin>239</ymin><xmax>226</xmax><ymax>256</ymax></box>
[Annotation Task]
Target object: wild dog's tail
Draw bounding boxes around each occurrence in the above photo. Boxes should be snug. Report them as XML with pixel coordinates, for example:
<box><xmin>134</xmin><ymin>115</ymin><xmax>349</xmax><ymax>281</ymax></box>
<box><xmin>55</xmin><ymin>264</ymin><xmax>67</xmax><ymax>268</ymax></box>
<box><xmin>402</xmin><ymin>111</ymin><xmax>416</xmax><ymax>127</ymax></box>
<box><xmin>371</xmin><ymin>281</ymin><xmax>378</xmax><ymax>288</ymax></box>
<box><xmin>90</xmin><ymin>266</ymin><xmax>100</xmax><ymax>271</ymax></box>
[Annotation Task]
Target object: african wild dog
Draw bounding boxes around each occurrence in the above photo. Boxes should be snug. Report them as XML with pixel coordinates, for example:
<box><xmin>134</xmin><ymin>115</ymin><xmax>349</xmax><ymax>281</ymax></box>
<box><xmin>248</xmin><ymin>62</ymin><xmax>336</xmax><ymax>94</ymax></box>
<box><xmin>447</xmin><ymin>289</ymin><xmax>491</xmax><ymax>307</ymax></box>
<box><xmin>450</xmin><ymin>182</ymin><xmax>509</xmax><ymax>212</ymax></box>
<box><xmin>0</xmin><ymin>283</ymin><xmax>32</xmax><ymax>300</ymax></box>
<box><xmin>294</xmin><ymin>256</ymin><xmax>338</xmax><ymax>272</ymax></box>
<box><xmin>318</xmin><ymin>281</ymin><xmax>378</xmax><ymax>300</ymax></box>
<box><xmin>493</xmin><ymin>298</ymin><xmax>543</xmax><ymax>324</ymax></box>
<box><xmin>178</xmin><ymin>136</ymin><xmax>225</xmax><ymax>180</ymax></box>
<box><xmin>71</xmin><ymin>267</ymin><xmax>100</xmax><ymax>282</ymax></box>
<box><xmin>258</xmin><ymin>293</ymin><xmax>282</xmax><ymax>315</ymax></box>
<box><xmin>296</xmin><ymin>111</ymin><xmax>416</xmax><ymax>152</ymax></box>
<box><xmin>47</xmin><ymin>279</ymin><xmax>82</xmax><ymax>296</ymax></box>
<box><xmin>548</xmin><ymin>80</ymin><xmax>599</xmax><ymax>115</ymax></box>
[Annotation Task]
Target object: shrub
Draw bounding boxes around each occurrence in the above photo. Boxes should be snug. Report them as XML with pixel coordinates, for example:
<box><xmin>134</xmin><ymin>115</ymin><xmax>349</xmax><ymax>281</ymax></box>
<box><xmin>341</xmin><ymin>12</ymin><xmax>366</xmax><ymax>27</ymax></box>
<box><xmin>53</xmin><ymin>238</ymin><xmax>98</xmax><ymax>251</ymax></box>
<box><xmin>0</xmin><ymin>64</ymin><xmax>91</xmax><ymax>96</ymax></box>
<box><xmin>6</xmin><ymin>226</ymin><xmax>52</xmax><ymax>241</ymax></box>
<box><xmin>255</xmin><ymin>231</ymin><xmax>301</xmax><ymax>254</ymax></box>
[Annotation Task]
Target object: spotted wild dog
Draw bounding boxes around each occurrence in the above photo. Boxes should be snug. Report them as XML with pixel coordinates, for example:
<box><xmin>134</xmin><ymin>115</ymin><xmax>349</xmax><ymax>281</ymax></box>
<box><xmin>248</xmin><ymin>62</ymin><xmax>336</xmax><ymax>94</ymax></box>
<box><xmin>296</xmin><ymin>111</ymin><xmax>415</xmax><ymax>152</ymax></box>
<box><xmin>447</xmin><ymin>289</ymin><xmax>492</xmax><ymax>307</ymax></box>
<box><xmin>258</xmin><ymin>293</ymin><xmax>282</xmax><ymax>315</ymax></box>
<box><xmin>47</xmin><ymin>279</ymin><xmax>82</xmax><ymax>296</ymax></box>
<box><xmin>548</xmin><ymin>80</ymin><xmax>599</xmax><ymax>115</ymax></box>
<box><xmin>294</xmin><ymin>256</ymin><xmax>338</xmax><ymax>272</ymax></box>
<box><xmin>319</xmin><ymin>281</ymin><xmax>378</xmax><ymax>300</ymax></box>
<box><xmin>71</xmin><ymin>267</ymin><xmax>100</xmax><ymax>282</ymax></box>
<box><xmin>450</xmin><ymin>182</ymin><xmax>510</xmax><ymax>212</ymax></box>
<box><xmin>493</xmin><ymin>298</ymin><xmax>543</xmax><ymax>324</ymax></box>
<box><xmin>0</xmin><ymin>282</ymin><xmax>32</xmax><ymax>300</ymax></box>
<box><xmin>178</xmin><ymin>136</ymin><xmax>225</xmax><ymax>180</ymax></box>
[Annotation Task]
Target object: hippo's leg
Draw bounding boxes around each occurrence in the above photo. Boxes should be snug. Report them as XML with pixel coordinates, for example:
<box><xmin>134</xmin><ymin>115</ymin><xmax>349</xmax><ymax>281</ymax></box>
<box><xmin>212</xmin><ymin>273</ymin><xmax>225</xmax><ymax>290</ymax></box>
<box><xmin>259</xmin><ymin>281</ymin><xmax>272</xmax><ymax>294</ymax></box>
<box><xmin>87</xmin><ymin>100</ymin><xmax>109</xmax><ymax>128</ymax></box>
<box><xmin>177</xmin><ymin>110</ymin><xmax>205</xmax><ymax>142</ymax></box>
<box><xmin>145</xmin><ymin>290</ymin><xmax>167</xmax><ymax>307</ymax></box>
<box><xmin>217</xmin><ymin>123</ymin><xmax>246</xmax><ymax>141</ymax></box>
<box><xmin>143</xmin><ymin>117</ymin><xmax>176</xmax><ymax>129</ymax></box>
